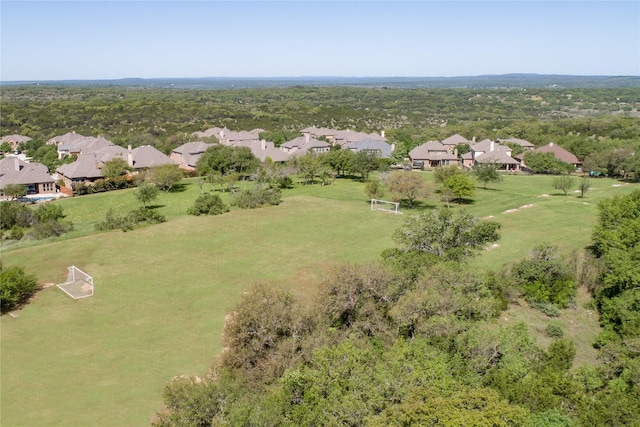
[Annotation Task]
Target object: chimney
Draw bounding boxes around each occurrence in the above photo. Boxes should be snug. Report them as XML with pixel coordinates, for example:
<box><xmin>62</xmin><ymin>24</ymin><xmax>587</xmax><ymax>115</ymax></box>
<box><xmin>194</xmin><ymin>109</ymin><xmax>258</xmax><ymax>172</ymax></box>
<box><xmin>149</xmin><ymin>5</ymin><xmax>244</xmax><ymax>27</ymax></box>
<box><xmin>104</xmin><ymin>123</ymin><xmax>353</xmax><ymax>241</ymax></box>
<box><xmin>472</xmin><ymin>136</ymin><xmax>476</xmax><ymax>143</ymax></box>
<box><xmin>127</xmin><ymin>145</ymin><xmax>133</xmax><ymax>167</ymax></box>
<box><xmin>490</xmin><ymin>140</ymin><xmax>495</xmax><ymax>152</ymax></box>
<box><xmin>305</xmin><ymin>133</ymin><xmax>310</xmax><ymax>143</ymax></box>
<box><xmin>381</xmin><ymin>130</ymin><xmax>385</xmax><ymax>138</ymax></box>
<box><xmin>549</xmin><ymin>142</ymin><xmax>554</xmax><ymax>146</ymax></box>
<box><xmin>390</xmin><ymin>143</ymin><xmax>395</xmax><ymax>152</ymax></box>
<box><xmin>261</xmin><ymin>139</ymin><xmax>266</xmax><ymax>151</ymax></box>
<box><xmin>94</xmin><ymin>153</ymin><xmax>100</xmax><ymax>170</ymax></box>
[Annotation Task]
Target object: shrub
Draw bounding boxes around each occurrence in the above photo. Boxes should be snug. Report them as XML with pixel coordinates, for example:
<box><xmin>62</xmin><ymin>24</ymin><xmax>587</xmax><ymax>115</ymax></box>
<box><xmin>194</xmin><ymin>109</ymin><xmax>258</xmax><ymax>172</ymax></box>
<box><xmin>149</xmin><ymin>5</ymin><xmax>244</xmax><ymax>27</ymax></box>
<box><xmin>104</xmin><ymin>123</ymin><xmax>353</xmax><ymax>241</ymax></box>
<box><xmin>0</xmin><ymin>263</ymin><xmax>40</xmax><ymax>314</ymax></box>
<box><xmin>95</xmin><ymin>208</ymin><xmax>165</xmax><ymax>232</ymax></box>
<box><xmin>188</xmin><ymin>193</ymin><xmax>229</xmax><ymax>216</ymax></box>
<box><xmin>545</xmin><ymin>322</ymin><xmax>564</xmax><ymax>338</ymax></box>
<box><xmin>230</xmin><ymin>186</ymin><xmax>282</xmax><ymax>209</ymax></box>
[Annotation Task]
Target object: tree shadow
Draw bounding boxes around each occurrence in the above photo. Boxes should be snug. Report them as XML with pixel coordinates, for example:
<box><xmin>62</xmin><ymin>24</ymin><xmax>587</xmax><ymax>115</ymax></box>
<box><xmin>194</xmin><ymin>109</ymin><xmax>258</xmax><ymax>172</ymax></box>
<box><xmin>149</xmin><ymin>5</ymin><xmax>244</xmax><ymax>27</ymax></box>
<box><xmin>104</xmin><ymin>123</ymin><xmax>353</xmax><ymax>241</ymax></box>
<box><xmin>146</xmin><ymin>204</ymin><xmax>166</xmax><ymax>210</ymax></box>
<box><xmin>168</xmin><ymin>183</ymin><xmax>188</xmax><ymax>193</ymax></box>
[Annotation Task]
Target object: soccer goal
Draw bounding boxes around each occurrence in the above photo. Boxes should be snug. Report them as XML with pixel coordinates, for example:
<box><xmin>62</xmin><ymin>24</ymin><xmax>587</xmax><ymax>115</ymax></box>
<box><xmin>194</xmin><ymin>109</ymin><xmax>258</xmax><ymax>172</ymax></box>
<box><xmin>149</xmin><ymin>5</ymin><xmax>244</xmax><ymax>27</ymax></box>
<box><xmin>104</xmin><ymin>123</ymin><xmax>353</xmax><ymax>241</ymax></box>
<box><xmin>371</xmin><ymin>198</ymin><xmax>401</xmax><ymax>215</ymax></box>
<box><xmin>57</xmin><ymin>266</ymin><xmax>94</xmax><ymax>299</ymax></box>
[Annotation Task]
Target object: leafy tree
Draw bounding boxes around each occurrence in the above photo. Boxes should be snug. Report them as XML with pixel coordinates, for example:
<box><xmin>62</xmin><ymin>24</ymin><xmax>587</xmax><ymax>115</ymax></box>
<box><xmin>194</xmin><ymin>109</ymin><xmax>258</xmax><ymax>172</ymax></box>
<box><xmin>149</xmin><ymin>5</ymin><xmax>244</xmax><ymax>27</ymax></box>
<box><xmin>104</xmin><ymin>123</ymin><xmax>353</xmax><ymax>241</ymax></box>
<box><xmin>187</xmin><ymin>193</ymin><xmax>229</xmax><ymax>216</ymax></box>
<box><xmin>0</xmin><ymin>141</ymin><xmax>11</xmax><ymax>153</ymax></box>
<box><xmin>146</xmin><ymin>164</ymin><xmax>183</xmax><ymax>192</ymax></box>
<box><xmin>349</xmin><ymin>150</ymin><xmax>379</xmax><ymax>181</ymax></box>
<box><xmin>583</xmin><ymin>147</ymin><xmax>634</xmax><ymax>178</ymax></box>
<box><xmin>0</xmin><ymin>201</ymin><xmax>33</xmax><ymax>230</ymax></box>
<box><xmin>230</xmin><ymin>185</ymin><xmax>282</xmax><ymax>209</ymax></box>
<box><xmin>443</xmin><ymin>172</ymin><xmax>475</xmax><ymax>203</ymax></box>
<box><xmin>578</xmin><ymin>177</ymin><xmax>590</xmax><ymax>198</ymax></box>
<box><xmin>135</xmin><ymin>183</ymin><xmax>159</xmax><ymax>209</ymax></box>
<box><xmin>2</xmin><ymin>184</ymin><xmax>27</xmax><ymax>200</ymax></box>
<box><xmin>433</xmin><ymin>164</ymin><xmax>462</xmax><ymax>184</ymax></box>
<box><xmin>474</xmin><ymin>163</ymin><xmax>503</xmax><ymax>189</ymax></box>
<box><xmin>511</xmin><ymin>244</ymin><xmax>577</xmax><ymax>308</ymax></box>
<box><xmin>387</xmin><ymin>171</ymin><xmax>430</xmax><ymax>208</ymax></box>
<box><xmin>320</xmin><ymin>148</ymin><xmax>354</xmax><ymax>177</ymax></box>
<box><xmin>553</xmin><ymin>175</ymin><xmax>575</xmax><ymax>196</ymax></box>
<box><xmin>392</xmin><ymin>208</ymin><xmax>500</xmax><ymax>262</ymax></box>
<box><xmin>291</xmin><ymin>152</ymin><xmax>322</xmax><ymax>185</ymax></box>
<box><xmin>365</xmin><ymin>179</ymin><xmax>385</xmax><ymax>199</ymax></box>
<box><xmin>101</xmin><ymin>157</ymin><xmax>131</xmax><ymax>178</ymax></box>
<box><xmin>524</xmin><ymin>152</ymin><xmax>574</xmax><ymax>175</ymax></box>
<box><xmin>0</xmin><ymin>262</ymin><xmax>40</xmax><ymax>313</ymax></box>
<box><xmin>196</xmin><ymin>145</ymin><xmax>259</xmax><ymax>178</ymax></box>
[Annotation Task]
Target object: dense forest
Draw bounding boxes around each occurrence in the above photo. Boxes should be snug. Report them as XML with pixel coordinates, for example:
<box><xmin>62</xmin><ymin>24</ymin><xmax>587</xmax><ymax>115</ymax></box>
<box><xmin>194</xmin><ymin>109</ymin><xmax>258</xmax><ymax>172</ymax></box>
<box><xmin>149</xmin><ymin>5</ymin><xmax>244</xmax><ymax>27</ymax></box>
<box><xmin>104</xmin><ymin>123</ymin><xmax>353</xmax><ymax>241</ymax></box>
<box><xmin>2</xmin><ymin>85</ymin><xmax>640</xmax><ymax>172</ymax></box>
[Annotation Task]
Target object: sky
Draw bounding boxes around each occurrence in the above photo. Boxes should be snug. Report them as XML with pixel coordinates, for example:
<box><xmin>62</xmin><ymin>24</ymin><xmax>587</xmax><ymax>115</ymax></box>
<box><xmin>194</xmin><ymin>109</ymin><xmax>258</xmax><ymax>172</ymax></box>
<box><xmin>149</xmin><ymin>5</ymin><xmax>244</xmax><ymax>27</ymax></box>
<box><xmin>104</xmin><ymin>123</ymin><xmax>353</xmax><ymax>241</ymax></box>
<box><xmin>1</xmin><ymin>1</ymin><xmax>639</xmax><ymax>81</ymax></box>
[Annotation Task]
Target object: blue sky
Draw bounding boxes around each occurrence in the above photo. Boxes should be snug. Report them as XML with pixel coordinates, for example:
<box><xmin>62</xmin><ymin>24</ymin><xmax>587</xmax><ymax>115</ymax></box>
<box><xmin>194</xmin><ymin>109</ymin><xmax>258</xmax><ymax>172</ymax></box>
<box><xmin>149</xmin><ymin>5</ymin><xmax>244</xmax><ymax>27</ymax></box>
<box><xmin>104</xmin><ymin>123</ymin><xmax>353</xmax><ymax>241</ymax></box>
<box><xmin>1</xmin><ymin>1</ymin><xmax>639</xmax><ymax>81</ymax></box>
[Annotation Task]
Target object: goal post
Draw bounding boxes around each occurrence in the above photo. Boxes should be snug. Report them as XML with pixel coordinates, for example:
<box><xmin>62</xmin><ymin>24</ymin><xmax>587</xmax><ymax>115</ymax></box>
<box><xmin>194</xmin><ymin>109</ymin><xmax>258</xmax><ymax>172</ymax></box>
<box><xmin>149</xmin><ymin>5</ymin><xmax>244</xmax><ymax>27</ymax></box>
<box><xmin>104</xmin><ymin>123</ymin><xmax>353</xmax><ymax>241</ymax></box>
<box><xmin>57</xmin><ymin>266</ymin><xmax>94</xmax><ymax>299</ymax></box>
<box><xmin>371</xmin><ymin>198</ymin><xmax>401</xmax><ymax>215</ymax></box>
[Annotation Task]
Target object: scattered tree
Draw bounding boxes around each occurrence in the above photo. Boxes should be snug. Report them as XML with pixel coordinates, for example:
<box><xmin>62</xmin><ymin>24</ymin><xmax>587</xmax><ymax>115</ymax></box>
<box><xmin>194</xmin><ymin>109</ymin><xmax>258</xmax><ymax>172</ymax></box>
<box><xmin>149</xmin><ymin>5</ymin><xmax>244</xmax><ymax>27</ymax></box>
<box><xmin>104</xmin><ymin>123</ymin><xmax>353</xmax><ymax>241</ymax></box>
<box><xmin>387</xmin><ymin>171</ymin><xmax>430</xmax><ymax>208</ymax></box>
<box><xmin>474</xmin><ymin>163</ymin><xmax>502</xmax><ymax>189</ymax></box>
<box><xmin>146</xmin><ymin>164</ymin><xmax>183</xmax><ymax>192</ymax></box>
<box><xmin>392</xmin><ymin>208</ymin><xmax>501</xmax><ymax>262</ymax></box>
<box><xmin>578</xmin><ymin>177</ymin><xmax>590</xmax><ymax>198</ymax></box>
<box><xmin>443</xmin><ymin>173</ymin><xmax>475</xmax><ymax>203</ymax></box>
<box><xmin>135</xmin><ymin>183</ymin><xmax>159</xmax><ymax>209</ymax></box>
<box><xmin>101</xmin><ymin>157</ymin><xmax>131</xmax><ymax>178</ymax></box>
<box><xmin>365</xmin><ymin>179</ymin><xmax>385</xmax><ymax>199</ymax></box>
<box><xmin>2</xmin><ymin>184</ymin><xmax>27</xmax><ymax>200</ymax></box>
<box><xmin>552</xmin><ymin>175</ymin><xmax>575</xmax><ymax>196</ymax></box>
<box><xmin>524</xmin><ymin>152</ymin><xmax>574</xmax><ymax>175</ymax></box>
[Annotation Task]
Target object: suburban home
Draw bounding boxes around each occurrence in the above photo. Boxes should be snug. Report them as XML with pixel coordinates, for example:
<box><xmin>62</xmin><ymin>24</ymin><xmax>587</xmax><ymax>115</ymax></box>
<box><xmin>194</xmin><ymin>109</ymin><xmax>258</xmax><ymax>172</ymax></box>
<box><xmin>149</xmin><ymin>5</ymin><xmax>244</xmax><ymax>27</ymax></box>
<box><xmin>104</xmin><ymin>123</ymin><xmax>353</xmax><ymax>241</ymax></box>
<box><xmin>47</xmin><ymin>132</ymin><xmax>115</xmax><ymax>159</ymax></box>
<box><xmin>57</xmin><ymin>144</ymin><xmax>177</xmax><ymax>187</ymax></box>
<box><xmin>0</xmin><ymin>135</ymin><xmax>32</xmax><ymax>152</ymax></box>
<box><xmin>301</xmin><ymin>126</ymin><xmax>387</xmax><ymax>147</ymax></box>
<box><xmin>441</xmin><ymin>134</ymin><xmax>472</xmax><ymax>152</ymax></box>
<box><xmin>498</xmin><ymin>137</ymin><xmax>535</xmax><ymax>150</ymax></box>
<box><xmin>344</xmin><ymin>138</ymin><xmax>395</xmax><ymax>158</ymax></box>
<box><xmin>170</xmin><ymin>141</ymin><xmax>216</xmax><ymax>171</ymax></box>
<box><xmin>525</xmin><ymin>142</ymin><xmax>581</xmax><ymax>170</ymax></box>
<box><xmin>191</xmin><ymin>127</ymin><xmax>263</xmax><ymax>144</ymax></box>
<box><xmin>280</xmin><ymin>135</ymin><xmax>331</xmax><ymax>155</ymax></box>
<box><xmin>462</xmin><ymin>139</ymin><xmax>520</xmax><ymax>171</ymax></box>
<box><xmin>0</xmin><ymin>156</ymin><xmax>56</xmax><ymax>197</ymax></box>
<box><xmin>229</xmin><ymin>139</ymin><xmax>291</xmax><ymax>163</ymax></box>
<box><xmin>408</xmin><ymin>140</ymin><xmax>458</xmax><ymax>168</ymax></box>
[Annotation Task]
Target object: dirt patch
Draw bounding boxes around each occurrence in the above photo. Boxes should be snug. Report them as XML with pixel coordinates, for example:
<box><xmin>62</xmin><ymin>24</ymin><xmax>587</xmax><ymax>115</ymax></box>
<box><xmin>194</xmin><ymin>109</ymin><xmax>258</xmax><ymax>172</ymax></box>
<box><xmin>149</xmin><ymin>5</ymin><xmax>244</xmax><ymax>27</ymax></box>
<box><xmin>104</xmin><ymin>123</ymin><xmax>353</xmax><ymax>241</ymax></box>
<box><xmin>502</xmin><ymin>203</ymin><xmax>534</xmax><ymax>214</ymax></box>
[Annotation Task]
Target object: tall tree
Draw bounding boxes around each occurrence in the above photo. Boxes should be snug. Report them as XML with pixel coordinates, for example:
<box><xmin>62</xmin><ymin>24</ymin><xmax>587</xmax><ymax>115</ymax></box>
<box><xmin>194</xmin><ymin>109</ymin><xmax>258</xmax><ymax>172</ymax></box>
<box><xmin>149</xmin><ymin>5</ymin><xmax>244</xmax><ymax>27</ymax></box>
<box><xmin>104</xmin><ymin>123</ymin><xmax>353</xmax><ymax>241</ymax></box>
<box><xmin>443</xmin><ymin>173</ymin><xmax>475</xmax><ymax>203</ymax></box>
<box><xmin>392</xmin><ymin>208</ymin><xmax>500</xmax><ymax>262</ymax></box>
<box><xmin>135</xmin><ymin>183</ymin><xmax>159</xmax><ymax>209</ymax></box>
<box><xmin>387</xmin><ymin>171</ymin><xmax>430</xmax><ymax>208</ymax></box>
<box><xmin>474</xmin><ymin>163</ymin><xmax>502</xmax><ymax>189</ymax></box>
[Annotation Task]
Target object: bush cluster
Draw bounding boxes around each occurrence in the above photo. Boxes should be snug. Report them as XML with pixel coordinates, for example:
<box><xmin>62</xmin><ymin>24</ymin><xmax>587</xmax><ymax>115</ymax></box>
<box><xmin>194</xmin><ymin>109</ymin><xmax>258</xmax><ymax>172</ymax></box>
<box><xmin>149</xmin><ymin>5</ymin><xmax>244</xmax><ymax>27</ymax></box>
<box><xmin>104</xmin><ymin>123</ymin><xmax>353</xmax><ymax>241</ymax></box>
<box><xmin>187</xmin><ymin>194</ymin><xmax>229</xmax><ymax>216</ymax></box>
<box><xmin>95</xmin><ymin>208</ymin><xmax>165</xmax><ymax>232</ymax></box>
<box><xmin>230</xmin><ymin>186</ymin><xmax>282</xmax><ymax>209</ymax></box>
<box><xmin>0</xmin><ymin>262</ymin><xmax>40</xmax><ymax>314</ymax></box>
<box><xmin>74</xmin><ymin>176</ymin><xmax>134</xmax><ymax>195</ymax></box>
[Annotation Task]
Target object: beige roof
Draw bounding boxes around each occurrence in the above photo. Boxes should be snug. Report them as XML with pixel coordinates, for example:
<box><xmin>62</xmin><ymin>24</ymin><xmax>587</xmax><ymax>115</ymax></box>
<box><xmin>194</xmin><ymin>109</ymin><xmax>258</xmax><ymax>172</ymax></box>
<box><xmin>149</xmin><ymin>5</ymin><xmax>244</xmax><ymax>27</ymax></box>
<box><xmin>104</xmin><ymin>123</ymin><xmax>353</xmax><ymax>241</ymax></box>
<box><xmin>533</xmin><ymin>142</ymin><xmax>580</xmax><ymax>165</ymax></box>
<box><xmin>499</xmin><ymin>137</ymin><xmax>534</xmax><ymax>148</ymax></box>
<box><xmin>409</xmin><ymin>141</ymin><xmax>448</xmax><ymax>160</ymax></box>
<box><xmin>442</xmin><ymin>134</ymin><xmax>471</xmax><ymax>146</ymax></box>
<box><xmin>132</xmin><ymin>146</ymin><xmax>179</xmax><ymax>169</ymax></box>
<box><xmin>475</xmin><ymin>151</ymin><xmax>519</xmax><ymax>165</ymax></box>
<box><xmin>0</xmin><ymin>157</ymin><xmax>54</xmax><ymax>189</ymax></box>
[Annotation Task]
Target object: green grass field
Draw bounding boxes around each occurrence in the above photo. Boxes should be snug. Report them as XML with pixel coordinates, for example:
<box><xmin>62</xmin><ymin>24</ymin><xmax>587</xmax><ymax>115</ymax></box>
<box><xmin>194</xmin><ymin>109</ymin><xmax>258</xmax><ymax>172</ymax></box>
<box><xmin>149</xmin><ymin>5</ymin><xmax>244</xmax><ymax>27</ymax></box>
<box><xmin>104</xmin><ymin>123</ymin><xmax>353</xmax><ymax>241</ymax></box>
<box><xmin>1</xmin><ymin>174</ymin><xmax>637</xmax><ymax>426</ymax></box>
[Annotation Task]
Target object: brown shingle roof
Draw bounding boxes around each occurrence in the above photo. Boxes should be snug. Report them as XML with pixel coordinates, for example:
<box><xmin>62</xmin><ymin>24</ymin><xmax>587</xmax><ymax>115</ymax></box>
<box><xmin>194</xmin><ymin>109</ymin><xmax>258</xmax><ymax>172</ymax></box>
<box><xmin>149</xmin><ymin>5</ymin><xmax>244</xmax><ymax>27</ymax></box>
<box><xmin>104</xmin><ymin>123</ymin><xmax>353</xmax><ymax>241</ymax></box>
<box><xmin>534</xmin><ymin>142</ymin><xmax>580</xmax><ymax>165</ymax></box>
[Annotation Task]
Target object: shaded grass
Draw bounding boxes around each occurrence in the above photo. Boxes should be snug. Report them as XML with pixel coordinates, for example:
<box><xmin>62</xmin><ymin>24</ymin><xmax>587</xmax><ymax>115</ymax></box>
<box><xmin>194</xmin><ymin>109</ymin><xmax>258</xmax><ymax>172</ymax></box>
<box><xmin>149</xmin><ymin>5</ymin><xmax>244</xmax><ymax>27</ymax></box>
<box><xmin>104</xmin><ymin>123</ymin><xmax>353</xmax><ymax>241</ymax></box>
<box><xmin>1</xmin><ymin>174</ymin><xmax>637</xmax><ymax>426</ymax></box>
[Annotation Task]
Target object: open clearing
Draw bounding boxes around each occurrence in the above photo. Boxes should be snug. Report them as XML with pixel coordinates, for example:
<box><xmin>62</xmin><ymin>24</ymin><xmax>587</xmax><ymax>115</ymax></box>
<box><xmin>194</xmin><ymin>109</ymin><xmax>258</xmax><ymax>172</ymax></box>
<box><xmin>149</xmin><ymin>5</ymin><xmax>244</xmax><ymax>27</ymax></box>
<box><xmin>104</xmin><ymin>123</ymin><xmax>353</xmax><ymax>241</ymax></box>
<box><xmin>1</xmin><ymin>175</ymin><xmax>637</xmax><ymax>426</ymax></box>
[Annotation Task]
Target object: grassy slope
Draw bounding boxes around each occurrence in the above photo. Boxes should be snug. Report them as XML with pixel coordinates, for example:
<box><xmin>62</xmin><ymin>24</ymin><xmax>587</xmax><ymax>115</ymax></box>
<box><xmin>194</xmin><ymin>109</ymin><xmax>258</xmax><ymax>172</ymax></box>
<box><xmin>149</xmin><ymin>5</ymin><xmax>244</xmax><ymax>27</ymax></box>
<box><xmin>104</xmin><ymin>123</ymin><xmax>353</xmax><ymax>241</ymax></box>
<box><xmin>1</xmin><ymin>175</ymin><xmax>637</xmax><ymax>426</ymax></box>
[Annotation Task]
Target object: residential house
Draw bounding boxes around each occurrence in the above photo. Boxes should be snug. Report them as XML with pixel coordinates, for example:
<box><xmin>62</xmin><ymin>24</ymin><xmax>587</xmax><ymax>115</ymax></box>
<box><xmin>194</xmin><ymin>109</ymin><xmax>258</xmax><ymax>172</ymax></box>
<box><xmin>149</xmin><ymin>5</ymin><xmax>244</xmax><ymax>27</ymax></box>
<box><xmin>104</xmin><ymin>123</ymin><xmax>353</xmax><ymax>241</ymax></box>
<box><xmin>525</xmin><ymin>142</ymin><xmax>581</xmax><ymax>170</ymax></box>
<box><xmin>408</xmin><ymin>141</ymin><xmax>458</xmax><ymax>168</ymax></box>
<box><xmin>47</xmin><ymin>132</ymin><xmax>114</xmax><ymax>159</ymax></box>
<box><xmin>280</xmin><ymin>135</ymin><xmax>331</xmax><ymax>155</ymax></box>
<box><xmin>170</xmin><ymin>141</ymin><xmax>216</xmax><ymax>171</ymax></box>
<box><xmin>463</xmin><ymin>139</ymin><xmax>520</xmax><ymax>171</ymax></box>
<box><xmin>344</xmin><ymin>139</ymin><xmax>395</xmax><ymax>158</ymax></box>
<box><xmin>57</xmin><ymin>145</ymin><xmax>177</xmax><ymax>187</ymax></box>
<box><xmin>498</xmin><ymin>137</ymin><xmax>535</xmax><ymax>150</ymax></box>
<box><xmin>230</xmin><ymin>139</ymin><xmax>291</xmax><ymax>163</ymax></box>
<box><xmin>191</xmin><ymin>127</ymin><xmax>262</xmax><ymax>144</ymax></box>
<box><xmin>441</xmin><ymin>134</ymin><xmax>471</xmax><ymax>152</ymax></box>
<box><xmin>301</xmin><ymin>126</ymin><xmax>387</xmax><ymax>147</ymax></box>
<box><xmin>0</xmin><ymin>156</ymin><xmax>56</xmax><ymax>196</ymax></box>
<box><xmin>0</xmin><ymin>135</ymin><xmax>32</xmax><ymax>152</ymax></box>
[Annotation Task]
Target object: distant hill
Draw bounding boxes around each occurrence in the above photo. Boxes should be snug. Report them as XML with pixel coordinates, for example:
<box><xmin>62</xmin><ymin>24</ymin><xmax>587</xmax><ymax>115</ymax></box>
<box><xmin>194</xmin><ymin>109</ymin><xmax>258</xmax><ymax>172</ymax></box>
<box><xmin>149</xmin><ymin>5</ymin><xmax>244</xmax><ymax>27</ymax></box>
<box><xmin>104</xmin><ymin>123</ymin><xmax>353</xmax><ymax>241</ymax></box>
<box><xmin>3</xmin><ymin>74</ymin><xmax>639</xmax><ymax>89</ymax></box>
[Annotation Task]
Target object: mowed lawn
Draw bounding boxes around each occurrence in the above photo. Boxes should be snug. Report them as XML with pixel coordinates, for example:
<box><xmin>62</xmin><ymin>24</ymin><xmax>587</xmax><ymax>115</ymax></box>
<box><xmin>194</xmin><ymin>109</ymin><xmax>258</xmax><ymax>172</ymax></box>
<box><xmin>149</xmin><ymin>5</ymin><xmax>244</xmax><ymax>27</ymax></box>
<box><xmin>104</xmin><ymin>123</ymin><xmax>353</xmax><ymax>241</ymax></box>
<box><xmin>1</xmin><ymin>174</ymin><xmax>637</xmax><ymax>426</ymax></box>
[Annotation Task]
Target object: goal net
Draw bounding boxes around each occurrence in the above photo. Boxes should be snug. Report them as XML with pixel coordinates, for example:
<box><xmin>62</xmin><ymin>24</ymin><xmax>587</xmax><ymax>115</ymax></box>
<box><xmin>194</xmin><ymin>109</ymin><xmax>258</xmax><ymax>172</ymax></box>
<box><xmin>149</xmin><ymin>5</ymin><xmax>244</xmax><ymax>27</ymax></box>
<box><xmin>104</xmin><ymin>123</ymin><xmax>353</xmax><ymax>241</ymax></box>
<box><xmin>57</xmin><ymin>266</ymin><xmax>94</xmax><ymax>299</ymax></box>
<box><xmin>371</xmin><ymin>198</ymin><xmax>401</xmax><ymax>215</ymax></box>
